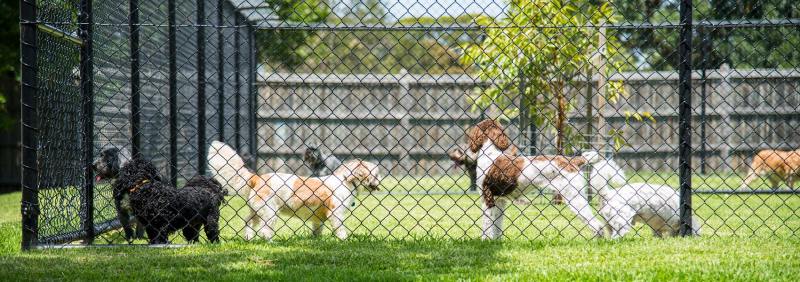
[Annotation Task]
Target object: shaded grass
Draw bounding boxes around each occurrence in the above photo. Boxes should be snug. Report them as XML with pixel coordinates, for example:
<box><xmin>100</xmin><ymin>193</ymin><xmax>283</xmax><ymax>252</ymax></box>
<box><xmin>0</xmin><ymin>233</ymin><xmax>798</xmax><ymax>281</ymax></box>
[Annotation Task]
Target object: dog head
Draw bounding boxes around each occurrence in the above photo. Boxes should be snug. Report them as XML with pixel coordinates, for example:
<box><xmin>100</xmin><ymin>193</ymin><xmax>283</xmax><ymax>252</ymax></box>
<box><xmin>335</xmin><ymin>159</ymin><xmax>382</xmax><ymax>191</ymax></box>
<box><xmin>303</xmin><ymin>146</ymin><xmax>323</xmax><ymax>167</ymax></box>
<box><xmin>466</xmin><ymin>119</ymin><xmax>511</xmax><ymax>153</ymax></box>
<box><xmin>582</xmin><ymin>151</ymin><xmax>626</xmax><ymax>189</ymax></box>
<box><xmin>93</xmin><ymin>146</ymin><xmax>132</xmax><ymax>182</ymax></box>
<box><xmin>112</xmin><ymin>157</ymin><xmax>163</xmax><ymax>196</ymax></box>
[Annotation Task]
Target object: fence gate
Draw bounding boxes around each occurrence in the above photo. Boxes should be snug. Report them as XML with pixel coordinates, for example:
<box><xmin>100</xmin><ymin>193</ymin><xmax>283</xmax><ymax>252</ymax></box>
<box><xmin>21</xmin><ymin>0</ymin><xmax>800</xmax><ymax>248</ymax></box>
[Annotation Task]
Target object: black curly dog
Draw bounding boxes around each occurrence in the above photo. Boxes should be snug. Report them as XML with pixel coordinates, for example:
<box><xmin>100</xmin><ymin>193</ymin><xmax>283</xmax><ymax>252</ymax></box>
<box><xmin>113</xmin><ymin>158</ymin><xmax>226</xmax><ymax>244</ymax></box>
<box><xmin>93</xmin><ymin>146</ymin><xmax>145</xmax><ymax>241</ymax></box>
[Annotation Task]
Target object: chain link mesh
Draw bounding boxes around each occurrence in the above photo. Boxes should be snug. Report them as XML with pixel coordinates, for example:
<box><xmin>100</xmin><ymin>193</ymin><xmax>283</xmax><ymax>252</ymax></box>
<box><xmin>21</xmin><ymin>0</ymin><xmax>800</xmax><ymax>247</ymax></box>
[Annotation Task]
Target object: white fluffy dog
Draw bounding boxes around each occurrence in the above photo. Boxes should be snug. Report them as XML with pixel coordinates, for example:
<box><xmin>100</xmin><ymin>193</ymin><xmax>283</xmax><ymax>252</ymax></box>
<box><xmin>207</xmin><ymin>141</ymin><xmax>381</xmax><ymax>240</ymax></box>
<box><xmin>585</xmin><ymin>153</ymin><xmax>701</xmax><ymax>238</ymax></box>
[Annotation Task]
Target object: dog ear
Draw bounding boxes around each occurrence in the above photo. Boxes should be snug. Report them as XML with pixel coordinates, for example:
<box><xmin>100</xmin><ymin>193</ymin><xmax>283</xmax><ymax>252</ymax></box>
<box><xmin>485</xmin><ymin>125</ymin><xmax>510</xmax><ymax>151</ymax></box>
<box><xmin>467</xmin><ymin>119</ymin><xmax>511</xmax><ymax>153</ymax></box>
<box><xmin>466</xmin><ymin>125</ymin><xmax>485</xmax><ymax>153</ymax></box>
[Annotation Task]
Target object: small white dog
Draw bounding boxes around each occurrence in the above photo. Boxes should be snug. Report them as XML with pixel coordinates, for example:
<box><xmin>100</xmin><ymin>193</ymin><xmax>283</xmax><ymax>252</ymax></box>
<box><xmin>207</xmin><ymin>141</ymin><xmax>381</xmax><ymax>240</ymax></box>
<box><xmin>585</xmin><ymin>153</ymin><xmax>701</xmax><ymax>238</ymax></box>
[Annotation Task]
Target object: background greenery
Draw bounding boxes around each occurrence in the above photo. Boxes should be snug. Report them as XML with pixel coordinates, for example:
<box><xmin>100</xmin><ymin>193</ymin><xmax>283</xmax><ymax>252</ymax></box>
<box><xmin>0</xmin><ymin>1</ymin><xmax>19</xmax><ymax>130</ymax></box>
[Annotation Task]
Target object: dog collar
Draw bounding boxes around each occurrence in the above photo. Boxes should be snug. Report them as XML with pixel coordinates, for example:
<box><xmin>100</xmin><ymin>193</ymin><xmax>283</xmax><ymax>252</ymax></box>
<box><xmin>129</xmin><ymin>179</ymin><xmax>150</xmax><ymax>193</ymax></box>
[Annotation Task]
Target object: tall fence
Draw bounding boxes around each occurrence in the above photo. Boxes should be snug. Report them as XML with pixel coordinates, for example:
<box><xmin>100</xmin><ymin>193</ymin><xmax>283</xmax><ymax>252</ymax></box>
<box><xmin>257</xmin><ymin>68</ymin><xmax>800</xmax><ymax>176</ymax></box>
<box><xmin>21</xmin><ymin>0</ymin><xmax>254</xmax><ymax>248</ymax></box>
<box><xmin>21</xmin><ymin>0</ymin><xmax>800</xmax><ymax>248</ymax></box>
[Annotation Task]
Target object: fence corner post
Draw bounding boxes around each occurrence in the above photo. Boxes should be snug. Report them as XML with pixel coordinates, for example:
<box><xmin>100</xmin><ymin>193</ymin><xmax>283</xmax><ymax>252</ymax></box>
<box><xmin>79</xmin><ymin>0</ymin><xmax>96</xmax><ymax>245</ymax></box>
<box><xmin>20</xmin><ymin>0</ymin><xmax>40</xmax><ymax>250</ymax></box>
<box><xmin>678</xmin><ymin>0</ymin><xmax>694</xmax><ymax>236</ymax></box>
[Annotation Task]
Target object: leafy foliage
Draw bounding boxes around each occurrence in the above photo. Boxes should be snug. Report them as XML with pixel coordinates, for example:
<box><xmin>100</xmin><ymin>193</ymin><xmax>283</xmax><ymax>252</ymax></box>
<box><xmin>0</xmin><ymin>1</ymin><xmax>19</xmax><ymax>130</ymax></box>
<box><xmin>265</xmin><ymin>0</ymin><xmax>483</xmax><ymax>74</ymax></box>
<box><xmin>461</xmin><ymin>0</ymin><xmax>625</xmax><ymax>153</ymax></box>
<box><xmin>255</xmin><ymin>0</ymin><xmax>331</xmax><ymax>68</ymax></box>
<box><xmin>617</xmin><ymin>0</ymin><xmax>800</xmax><ymax>70</ymax></box>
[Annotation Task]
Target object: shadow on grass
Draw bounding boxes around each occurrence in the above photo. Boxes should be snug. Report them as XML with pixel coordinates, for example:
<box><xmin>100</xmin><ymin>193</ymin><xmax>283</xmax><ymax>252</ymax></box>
<box><xmin>0</xmin><ymin>236</ymin><xmax>568</xmax><ymax>281</ymax></box>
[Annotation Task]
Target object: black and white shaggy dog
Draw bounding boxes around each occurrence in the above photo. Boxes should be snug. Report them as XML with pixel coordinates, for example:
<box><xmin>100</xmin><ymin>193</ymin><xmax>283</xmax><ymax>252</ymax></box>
<box><xmin>303</xmin><ymin>145</ymin><xmax>343</xmax><ymax>176</ymax></box>
<box><xmin>113</xmin><ymin>158</ymin><xmax>226</xmax><ymax>244</ymax></box>
<box><xmin>93</xmin><ymin>145</ymin><xmax>145</xmax><ymax>241</ymax></box>
<box><xmin>93</xmin><ymin>145</ymin><xmax>132</xmax><ymax>182</ymax></box>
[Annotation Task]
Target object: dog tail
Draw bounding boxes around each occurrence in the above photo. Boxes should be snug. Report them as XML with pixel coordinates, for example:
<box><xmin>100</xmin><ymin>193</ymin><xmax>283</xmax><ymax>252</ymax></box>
<box><xmin>208</xmin><ymin>141</ymin><xmax>254</xmax><ymax>198</ymax></box>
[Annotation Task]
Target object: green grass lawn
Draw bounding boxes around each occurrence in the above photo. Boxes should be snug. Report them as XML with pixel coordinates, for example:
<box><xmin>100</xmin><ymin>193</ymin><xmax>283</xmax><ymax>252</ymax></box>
<box><xmin>1</xmin><ymin>172</ymin><xmax>799</xmax><ymax>281</ymax></box>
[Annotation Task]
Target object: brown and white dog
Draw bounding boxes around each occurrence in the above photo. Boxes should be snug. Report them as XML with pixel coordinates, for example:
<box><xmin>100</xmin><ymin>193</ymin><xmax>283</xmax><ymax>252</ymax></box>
<box><xmin>208</xmin><ymin>141</ymin><xmax>381</xmax><ymax>240</ymax></box>
<box><xmin>448</xmin><ymin>143</ymin><xmax>518</xmax><ymax>192</ymax></box>
<box><xmin>741</xmin><ymin>149</ymin><xmax>800</xmax><ymax>189</ymax></box>
<box><xmin>467</xmin><ymin>119</ymin><xmax>605</xmax><ymax>239</ymax></box>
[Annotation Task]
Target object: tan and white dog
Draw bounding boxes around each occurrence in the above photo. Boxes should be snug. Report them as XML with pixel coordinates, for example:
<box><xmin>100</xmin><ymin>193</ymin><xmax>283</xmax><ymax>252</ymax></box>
<box><xmin>741</xmin><ymin>149</ymin><xmax>800</xmax><ymax>189</ymax></box>
<box><xmin>207</xmin><ymin>141</ymin><xmax>381</xmax><ymax>240</ymax></box>
<box><xmin>467</xmin><ymin>119</ymin><xmax>604</xmax><ymax>239</ymax></box>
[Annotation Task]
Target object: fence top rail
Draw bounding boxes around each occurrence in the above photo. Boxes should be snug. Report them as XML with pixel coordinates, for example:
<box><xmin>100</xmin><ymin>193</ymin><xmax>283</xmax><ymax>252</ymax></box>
<box><xmin>246</xmin><ymin>18</ymin><xmax>800</xmax><ymax>31</ymax></box>
<box><xmin>258</xmin><ymin>68</ymin><xmax>800</xmax><ymax>85</ymax></box>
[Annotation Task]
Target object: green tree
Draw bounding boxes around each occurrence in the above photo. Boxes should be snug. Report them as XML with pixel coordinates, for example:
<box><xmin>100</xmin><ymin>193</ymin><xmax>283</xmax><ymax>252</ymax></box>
<box><xmin>617</xmin><ymin>0</ymin><xmax>800</xmax><ymax>70</ymax></box>
<box><xmin>256</xmin><ymin>0</ymin><xmax>331</xmax><ymax>69</ymax></box>
<box><xmin>0</xmin><ymin>0</ymin><xmax>19</xmax><ymax>130</ymax></box>
<box><xmin>291</xmin><ymin>3</ymin><xmax>482</xmax><ymax>74</ymax></box>
<box><xmin>462</xmin><ymin>0</ymin><xmax>625</xmax><ymax>153</ymax></box>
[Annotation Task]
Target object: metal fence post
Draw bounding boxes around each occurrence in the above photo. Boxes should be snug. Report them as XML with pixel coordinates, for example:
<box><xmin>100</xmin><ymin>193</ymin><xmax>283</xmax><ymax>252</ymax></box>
<box><xmin>197</xmin><ymin>0</ymin><xmax>207</xmax><ymax>175</ymax></box>
<box><xmin>168</xmin><ymin>0</ymin><xmax>178</xmax><ymax>187</ymax></box>
<box><xmin>216</xmin><ymin>0</ymin><xmax>225</xmax><ymax>141</ymax></box>
<box><xmin>234</xmin><ymin>16</ymin><xmax>241</xmax><ymax>151</ymax></box>
<box><xmin>129</xmin><ymin>0</ymin><xmax>141</xmax><ymax>158</ymax></box>
<box><xmin>678</xmin><ymin>0</ymin><xmax>694</xmax><ymax>236</ymax></box>
<box><xmin>248</xmin><ymin>25</ymin><xmax>257</xmax><ymax>169</ymax></box>
<box><xmin>699</xmin><ymin>27</ymin><xmax>708</xmax><ymax>175</ymax></box>
<box><xmin>20</xmin><ymin>0</ymin><xmax>40</xmax><ymax>250</ymax></box>
<box><xmin>79</xmin><ymin>0</ymin><xmax>96</xmax><ymax>245</ymax></box>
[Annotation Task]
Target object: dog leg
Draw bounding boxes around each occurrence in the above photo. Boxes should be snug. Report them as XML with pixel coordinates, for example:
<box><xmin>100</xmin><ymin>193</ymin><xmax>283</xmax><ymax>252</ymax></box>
<box><xmin>611</xmin><ymin>209</ymin><xmax>636</xmax><ymax>239</ymax></box>
<box><xmin>134</xmin><ymin>220</ymin><xmax>146</xmax><ymax>239</ymax></box>
<box><xmin>311</xmin><ymin>218</ymin><xmax>324</xmax><ymax>237</ymax></box>
<box><xmin>205</xmin><ymin>211</ymin><xmax>221</xmax><ymax>243</ymax></box>
<box><xmin>492</xmin><ymin>200</ymin><xmax>507</xmax><ymax>239</ymax></box>
<box><xmin>480</xmin><ymin>202</ymin><xmax>495</xmax><ymax>240</ymax></box>
<box><xmin>769</xmin><ymin>174</ymin><xmax>781</xmax><ymax>190</ymax></box>
<box><xmin>467</xmin><ymin>163</ymin><xmax>478</xmax><ymax>192</ymax></box>
<box><xmin>115</xmin><ymin>200</ymin><xmax>134</xmax><ymax>242</ymax></box>
<box><xmin>244</xmin><ymin>208</ymin><xmax>259</xmax><ymax>241</ymax></box>
<box><xmin>146</xmin><ymin>226</ymin><xmax>169</xmax><ymax>244</ymax></box>
<box><xmin>559</xmin><ymin>180</ymin><xmax>604</xmax><ymax>237</ymax></box>
<box><xmin>740</xmin><ymin>169</ymin><xmax>757</xmax><ymax>189</ymax></box>
<box><xmin>255</xmin><ymin>204</ymin><xmax>278</xmax><ymax>241</ymax></box>
<box><xmin>182</xmin><ymin>224</ymin><xmax>201</xmax><ymax>243</ymax></box>
<box><xmin>331</xmin><ymin>207</ymin><xmax>348</xmax><ymax>240</ymax></box>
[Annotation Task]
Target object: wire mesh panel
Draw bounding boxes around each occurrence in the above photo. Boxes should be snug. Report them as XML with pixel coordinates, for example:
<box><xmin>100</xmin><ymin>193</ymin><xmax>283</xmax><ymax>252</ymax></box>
<box><xmin>20</xmin><ymin>0</ymin><xmax>800</xmax><ymax>248</ymax></box>
<box><xmin>22</xmin><ymin>0</ymin><xmax>254</xmax><ymax>247</ymax></box>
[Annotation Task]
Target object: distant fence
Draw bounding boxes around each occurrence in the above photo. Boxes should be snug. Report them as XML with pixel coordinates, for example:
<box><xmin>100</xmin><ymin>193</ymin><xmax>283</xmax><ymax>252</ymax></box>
<box><xmin>256</xmin><ymin>68</ymin><xmax>800</xmax><ymax>176</ymax></box>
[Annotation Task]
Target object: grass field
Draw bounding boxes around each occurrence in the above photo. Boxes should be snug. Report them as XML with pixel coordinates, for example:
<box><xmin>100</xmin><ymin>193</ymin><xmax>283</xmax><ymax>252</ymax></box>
<box><xmin>1</xmin><ymin>172</ymin><xmax>799</xmax><ymax>280</ymax></box>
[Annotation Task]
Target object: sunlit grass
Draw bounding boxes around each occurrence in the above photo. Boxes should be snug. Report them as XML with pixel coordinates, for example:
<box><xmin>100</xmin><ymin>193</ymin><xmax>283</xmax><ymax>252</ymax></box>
<box><xmin>1</xmin><ymin>168</ymin><xmax>800</xmax><ymax>281</ymax></box>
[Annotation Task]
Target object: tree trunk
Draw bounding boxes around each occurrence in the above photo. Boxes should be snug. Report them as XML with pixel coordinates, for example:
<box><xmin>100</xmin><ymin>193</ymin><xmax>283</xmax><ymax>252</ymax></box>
<box><xmin>556</xmin><ymin>81</ymin><xmax>566</xmax><ymax>155</ymax></box>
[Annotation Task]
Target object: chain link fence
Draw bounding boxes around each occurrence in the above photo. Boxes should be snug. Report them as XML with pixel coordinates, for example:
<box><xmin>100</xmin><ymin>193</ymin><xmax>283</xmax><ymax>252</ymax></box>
<box><xmin>20</xmin><ymin>0</ymin><xmax>799</xmax><ymax>248</ymax></box>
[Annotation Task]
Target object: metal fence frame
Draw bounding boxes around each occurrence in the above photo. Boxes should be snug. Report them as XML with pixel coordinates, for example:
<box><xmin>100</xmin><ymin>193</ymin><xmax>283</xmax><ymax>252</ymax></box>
<box><xmin>20</xmin><ymin>0</ymin><xmax>800</xmax><ymax>249</ymax></box>
<box><xmin>20</xmin><ymin>0</ymin><xmax>257</xmax><ymax>249</ymax></box>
